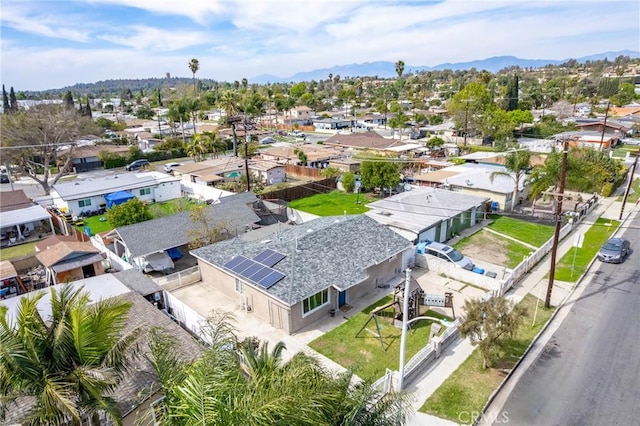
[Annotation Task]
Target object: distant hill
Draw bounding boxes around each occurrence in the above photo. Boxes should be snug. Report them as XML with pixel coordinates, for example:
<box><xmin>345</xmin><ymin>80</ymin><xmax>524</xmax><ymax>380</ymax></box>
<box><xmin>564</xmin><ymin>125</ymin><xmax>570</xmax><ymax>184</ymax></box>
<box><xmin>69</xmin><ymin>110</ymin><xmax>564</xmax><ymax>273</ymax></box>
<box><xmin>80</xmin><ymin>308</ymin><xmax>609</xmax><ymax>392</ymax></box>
<box><xmin>250</xmin><ymin>50</ymin><xmax>640</xmax><ymax>84</ymax></box>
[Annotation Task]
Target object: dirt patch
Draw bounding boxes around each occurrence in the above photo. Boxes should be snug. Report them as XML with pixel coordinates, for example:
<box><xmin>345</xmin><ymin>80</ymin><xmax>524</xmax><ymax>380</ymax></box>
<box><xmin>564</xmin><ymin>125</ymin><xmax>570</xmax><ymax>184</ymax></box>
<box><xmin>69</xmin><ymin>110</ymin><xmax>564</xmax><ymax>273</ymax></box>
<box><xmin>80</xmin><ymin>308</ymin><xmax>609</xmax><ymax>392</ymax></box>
<box><xmin>457</xmin><ymin>230</ymin><xmax>510</xmax><ymax>265</ymax></box>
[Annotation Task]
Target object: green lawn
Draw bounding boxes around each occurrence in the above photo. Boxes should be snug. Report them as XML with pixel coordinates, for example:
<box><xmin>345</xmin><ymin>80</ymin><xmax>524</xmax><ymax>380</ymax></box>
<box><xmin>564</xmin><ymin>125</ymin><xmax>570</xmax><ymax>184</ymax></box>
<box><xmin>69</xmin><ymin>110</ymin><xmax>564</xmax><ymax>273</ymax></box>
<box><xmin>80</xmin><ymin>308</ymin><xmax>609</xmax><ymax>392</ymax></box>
<box><xmin>486</xmin><ymin>215</ymin><xmax>555</xmax><ymax>247</ymax></box>
<box><xmin>288</xmin><ymin>190</ymin><xmax>375</xmax><ymax>216</ymax></box>
<box><xmin>0</xmin><ymin>241</ymin><xmax>38</xmax><ymax>261</ymax></box>
<box><xmin>309</xmin><ymin>295</ymin><xmax>452</xmax><ymax>382</ymax></box>
<box><xmin>617</xmin><ymin>178</ymin><xmax>640</xmax><ymax>204</ymax></box>
<box><xmin>420</xmin><ymin>294</ymin><xmax>555</xmax><ymax>422</ymax></box>
<box><xmin>553</xmin><ymin>217</ymin><xmax>620</xmax><ymax>282</ymax></box>
<box><xmin>77</xmin><ymin>198</ymin><xmax>204</xmax><ymax>236</ymax></box>
<box><xmin>454</xmin><ymin>231</ymin><xmax>533</xmax><ymax>269</ymax></box>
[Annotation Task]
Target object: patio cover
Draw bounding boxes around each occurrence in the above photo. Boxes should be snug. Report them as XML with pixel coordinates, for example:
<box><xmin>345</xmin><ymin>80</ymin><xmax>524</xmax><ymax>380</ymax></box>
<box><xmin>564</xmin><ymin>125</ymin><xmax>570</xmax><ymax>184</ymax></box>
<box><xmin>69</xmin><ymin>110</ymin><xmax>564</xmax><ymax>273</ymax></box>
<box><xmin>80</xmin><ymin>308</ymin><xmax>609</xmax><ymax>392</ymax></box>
<box><xmin>0</xmin><ymin>205</ymin><xmax>50</xmax><ymax>228</ymax></box>
<box><xmin>104</xmin><ymin>191</ymin><xmax>135</xmax><ymax>208</ymax></box>
<box><xmin>0</xmin><ymin>260</ymin><xmax>18</xmax><ymax>281</ymax></box>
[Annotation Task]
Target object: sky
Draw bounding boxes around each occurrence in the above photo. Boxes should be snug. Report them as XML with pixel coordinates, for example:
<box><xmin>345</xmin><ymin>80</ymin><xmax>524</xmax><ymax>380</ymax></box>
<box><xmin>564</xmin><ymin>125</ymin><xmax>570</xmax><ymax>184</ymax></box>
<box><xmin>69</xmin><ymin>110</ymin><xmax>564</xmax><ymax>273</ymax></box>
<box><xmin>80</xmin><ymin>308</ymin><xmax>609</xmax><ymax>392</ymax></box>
<box><xmin>1</xmin><ymin>0</ymin><xmax>639</xmax><ymax>91</ymax></box>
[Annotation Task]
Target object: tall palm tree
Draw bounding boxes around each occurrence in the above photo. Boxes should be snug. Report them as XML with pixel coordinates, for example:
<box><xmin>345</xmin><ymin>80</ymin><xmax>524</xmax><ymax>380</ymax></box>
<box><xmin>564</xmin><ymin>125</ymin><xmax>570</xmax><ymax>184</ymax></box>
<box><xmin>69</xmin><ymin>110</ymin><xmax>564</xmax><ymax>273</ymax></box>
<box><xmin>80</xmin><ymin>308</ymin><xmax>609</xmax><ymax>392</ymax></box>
<box><xmin>188</xmin><ymin>58</ymin><xmax>199</xmax><ymax>95</ymax></box>
<box><xmin>490</xmin><ymin>149</ymin><xmax>532</xmax><ymax>212</ymax></box>
<box><xmin>218</xmin><ymin>90</ymin><xmax>240</xmax><ymax>156</ymax></box>
<box><xmin>167</xmin><ymin>99</ymin><xmax>189</xmax><ymax>142</ymax></box>
<box><xmin>395</xmin><ymin>60</ymin><xmax>405</xmax><ymax>79</ymax></box>
<box><xmin>0</xmin><ymin>285</ymin><xmax>138</xmax><ymax>426</ymax></box>
<box><xmin>186</xmin><ymin>134</ymin><xmax>207</xmax><ymax>162</ymax></box>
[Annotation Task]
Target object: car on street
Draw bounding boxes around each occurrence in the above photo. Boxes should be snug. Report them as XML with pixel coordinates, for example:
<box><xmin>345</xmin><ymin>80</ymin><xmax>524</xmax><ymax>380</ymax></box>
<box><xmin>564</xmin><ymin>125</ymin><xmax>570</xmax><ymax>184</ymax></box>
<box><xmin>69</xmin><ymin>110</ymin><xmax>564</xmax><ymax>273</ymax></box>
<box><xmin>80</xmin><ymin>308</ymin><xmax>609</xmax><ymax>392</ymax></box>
<box><xmin>163</xmin><ymin>162</ymin><xmax>182</xmax><ymax>173</ymax></box>
<box><xmin>0</xmin><ymin>174</ymin><xmax>10</xmax><ymax>184</ymax></box>
<box><xmin>259</xmin><ymin>136</ymin><xmax>277</xmax><ymax>145</ymax></box>
<box><xmin>597</xmin><ymin>237</ymin><xmax>630</xmax><ymax>264</ymax></box>
<box><xmin>422</xmin><ymin>241</ymin><xmax>474</xmax><ymax>269</ymax></box>
<box><xmin>126</xmin><ymin>159</ymin><xmax>150</xmax><ymax>171</ymax></box>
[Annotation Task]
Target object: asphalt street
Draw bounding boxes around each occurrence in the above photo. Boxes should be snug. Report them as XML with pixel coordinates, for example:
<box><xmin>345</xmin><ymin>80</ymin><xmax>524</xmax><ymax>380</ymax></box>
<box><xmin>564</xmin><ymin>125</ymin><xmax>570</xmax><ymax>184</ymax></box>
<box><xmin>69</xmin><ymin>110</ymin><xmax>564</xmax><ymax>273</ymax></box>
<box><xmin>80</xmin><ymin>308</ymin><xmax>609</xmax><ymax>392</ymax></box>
<box><xmin>495</xmin><ymin>212</ymin><xmax>640</xmax><ymax>426</ymax></box>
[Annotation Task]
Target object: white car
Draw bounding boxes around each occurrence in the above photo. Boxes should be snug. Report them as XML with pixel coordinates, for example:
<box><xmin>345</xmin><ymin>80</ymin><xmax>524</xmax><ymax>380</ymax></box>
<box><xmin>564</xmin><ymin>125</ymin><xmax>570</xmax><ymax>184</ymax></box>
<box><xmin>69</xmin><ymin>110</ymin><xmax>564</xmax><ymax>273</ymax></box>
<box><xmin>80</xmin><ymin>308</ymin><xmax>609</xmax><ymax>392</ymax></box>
<box><xmin>163</xmin><ymin>162</ymin><xmax>182</xmax><ymax>173</ymax></box>
<box><xmin>422</xmin><ymin>241</ymin><xmax>474</xmax><ymax>269</ymax></box>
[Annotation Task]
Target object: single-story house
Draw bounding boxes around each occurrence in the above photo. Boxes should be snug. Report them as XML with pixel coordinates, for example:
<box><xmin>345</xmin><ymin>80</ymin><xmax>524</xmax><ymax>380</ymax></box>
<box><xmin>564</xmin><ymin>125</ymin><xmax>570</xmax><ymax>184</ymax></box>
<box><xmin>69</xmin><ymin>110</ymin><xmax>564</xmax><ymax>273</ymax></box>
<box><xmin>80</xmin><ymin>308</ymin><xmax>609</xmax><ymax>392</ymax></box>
<box><xmin>0</xmin><ymin>190</ymin><xmax>55</xmax><ymax>247</ymax></box>
<box><xmin>259</xmin><ymin>144</ymin><xmax>343</xmax><ymax>168</ymax></box>
<box><xmin>35</xmin><ymin>238</ymin><xmax>107</xmax><ymax>285</ymax></box>
<box><xmin>575</xmin><ymin>120</ymin><xmax>630</xmax><ymax>135</ymax></box>
<box><xmin>312</xmin><ymin>117</ymin><xmax>353</xmax><ymax>131</ymax></box>
<box><xmin>108</xmin><ymin>192</ymin><xmax>261</xmax><ymax>272</ymax></box>
<box><xmin>553</xmin><ymin>130</ymin><xmax>621</xmax><ymax>150</ymax></box>
<box><xmin>0</xmin><ymin>274</ymin><xmax>202</xmax><ymax>426</ymax></box>
<box><xmin>172</xmin><ymin>157</ymin><xmax>246</xmax><ymax>186</ymax></box>
<box><xmin>328</xmin><ymin>157</ymin><xmax>361</xmax><ymax>173</ymax></box>
<box><xmin>57</xmin><ymin>144</ymin><xmax>131</xmax><ymax>172</ymax></box>
<box><xmin>249</xmin><ymin>160</ymin><xmax>286</xmax><ymax>185</ymax></box>
<box><xmin>323</xmin><ymin>131</ymin><xmax>400</xmax><ymax>153</ymax></box>
<box><xmin>190</xmin><ymin>214</ymin><xmax>413</xmax><ymax>334</ymax></box>
<box><xmin>50</xmin><ymin>171</ymin><xmax>181</xmax><ymax>217</ymax></box>
<box><xmin>365</xmin><ymin>186</ymin><xmax>489</xmax><ymax>244</ymax></box>
<box><xmin>360</xmin><ymin>113</ymin><xmax>387</xmax><ymax>127</ymax></box>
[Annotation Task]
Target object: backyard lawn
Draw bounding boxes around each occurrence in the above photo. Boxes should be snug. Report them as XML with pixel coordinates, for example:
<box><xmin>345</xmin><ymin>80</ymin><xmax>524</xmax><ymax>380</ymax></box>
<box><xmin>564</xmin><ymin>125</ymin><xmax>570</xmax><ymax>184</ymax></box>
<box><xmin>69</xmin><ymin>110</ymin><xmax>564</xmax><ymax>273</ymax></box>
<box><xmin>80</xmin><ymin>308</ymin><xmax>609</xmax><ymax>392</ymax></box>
<box><xmin>486</xmin><ymin>215</ymin><xmax>555</xmax><ymax>247</ymax></box>
<box><xmin>77</xmin><ymin>197</ymin><xmax>203</xmax><ymax>236</ymax></box>
<box><xmin>309</xmin><ymin>295</ymin><xmax>452</xmax><ymax>382</ymax></box>
<box><xmin>288</xmin><ymin>190</ymin><xmax>374</xmax><ymax>216</ymax></box>
<box><xmin>552</xmin><ymin>217</ymin><xmax>620</xmax><ymax>282</ymax></box>
<box><xmin>0</xmin><ymin>241</ymin><xmax>38</xmax><ymax>261</ymax></box>
<box><xmin>420</xmin><ymin>294</ymin><xmax>555</xmax><ymax>422</ymax></box>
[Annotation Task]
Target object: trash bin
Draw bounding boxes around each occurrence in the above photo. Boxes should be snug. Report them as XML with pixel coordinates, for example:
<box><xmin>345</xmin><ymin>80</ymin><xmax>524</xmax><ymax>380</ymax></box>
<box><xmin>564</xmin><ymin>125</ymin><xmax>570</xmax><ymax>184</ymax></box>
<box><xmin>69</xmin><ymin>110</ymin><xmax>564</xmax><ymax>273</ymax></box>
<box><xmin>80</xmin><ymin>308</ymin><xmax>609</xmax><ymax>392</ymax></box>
<box><xmin>329</xmin><ymin>309</ymin><xmax>336</xmax><ymax>317</ymax></box>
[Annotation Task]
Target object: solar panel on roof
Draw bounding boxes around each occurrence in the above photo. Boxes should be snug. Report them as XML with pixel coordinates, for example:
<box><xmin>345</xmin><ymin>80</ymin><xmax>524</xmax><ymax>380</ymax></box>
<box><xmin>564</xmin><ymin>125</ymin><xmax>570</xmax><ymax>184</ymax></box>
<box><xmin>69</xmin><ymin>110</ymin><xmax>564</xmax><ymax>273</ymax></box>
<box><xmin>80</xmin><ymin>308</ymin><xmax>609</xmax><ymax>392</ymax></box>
<box><xmin>223</xmin><ymin>254</ymin><xmax>286</xmax><ymax>290</ymax></box>
<box><xmin>253</xmin><ymin>249</ymin><xmax>286</xmax><ymax>267</ymax></box>
<box><xmin>258</xmin><ymin>270</ymin><xmax>285</xmax><ymax>289</ymax></box>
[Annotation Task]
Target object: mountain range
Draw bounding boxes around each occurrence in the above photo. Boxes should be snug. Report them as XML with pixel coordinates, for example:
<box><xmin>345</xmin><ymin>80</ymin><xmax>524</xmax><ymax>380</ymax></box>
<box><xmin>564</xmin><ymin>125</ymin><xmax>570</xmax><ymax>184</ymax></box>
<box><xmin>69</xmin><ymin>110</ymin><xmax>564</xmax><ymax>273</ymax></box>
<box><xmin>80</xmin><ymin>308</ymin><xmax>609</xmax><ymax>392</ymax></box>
<box><xmin>250</xmin><ymin>50</ymin><xmax>640</xmax><ymax>84</ymax></box>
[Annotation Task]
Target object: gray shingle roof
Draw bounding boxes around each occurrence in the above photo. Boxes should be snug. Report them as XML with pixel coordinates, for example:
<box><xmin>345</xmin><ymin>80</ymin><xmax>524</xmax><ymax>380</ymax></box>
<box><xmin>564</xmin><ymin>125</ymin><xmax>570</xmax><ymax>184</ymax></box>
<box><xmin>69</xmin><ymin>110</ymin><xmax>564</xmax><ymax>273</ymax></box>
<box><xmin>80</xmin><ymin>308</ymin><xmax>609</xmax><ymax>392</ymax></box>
<box><xmin>116</xmin><ymin>193</ymin><xmax>261</xmax><ymax>258</ymax></box>
<box><xmin>113</xmin><ymin>268</ymin><xmax>162</xmax><ymax>296</ymax></box>
<box><xmin>191</xmin><ymin>214</ymin><xmax>411</xmax><ymax>306</ymax></box>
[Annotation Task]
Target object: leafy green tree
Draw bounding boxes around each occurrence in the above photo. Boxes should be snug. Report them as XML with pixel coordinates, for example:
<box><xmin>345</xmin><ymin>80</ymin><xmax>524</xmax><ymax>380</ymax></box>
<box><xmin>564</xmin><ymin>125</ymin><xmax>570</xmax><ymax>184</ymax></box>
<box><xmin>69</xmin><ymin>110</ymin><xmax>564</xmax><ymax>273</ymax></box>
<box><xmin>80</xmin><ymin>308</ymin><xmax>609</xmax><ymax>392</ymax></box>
<box><xmin>218</xmin><ymin>90</ymin><xmax>240</xmax><ymax>156</ymax></box>
<box><xmin>503</xmin><ymin>74</ymin><xmax>519</xmax><ymax>111</ymax></box>
<box><xmin>8</xmin><ymin>86</ymin><xmax>18</xmax><ymax>112</ymax></box>
<box><xmin>186</xmin><ymin>206</ymin><xmax>231</xmax><ymax>249</ymax></box>
<box><xmin>106</xmin><ymin>198</ymin><xmax>153</xmax><ymax>227</ymax></box>
<box><xmin>458</xmin><ymin>295</ymin><xmax>527</xmax><ymax>369</ymax></box>
<box><xmin>186</xmin><ymin>134</ymin><xmax>208</xmax><ymax>162</ymax></box>
<box><xmin>1</xmin><ymin>104</ymin><xmax>98</xmax><ymax>194</ymax></box>
<box><xmin>63</xmin><ymin>91</ymin><xmax>74</xmax><ymax>109</ymax></box>
<box><xmin>395</xmin><ymin>60</ymin><xmax>405</xmax><ymax>79</ymax></box>
<box><xmin>610</xmin><ymin>82</ymin><xmax>635</xmax><ymax>106</ymax></box>
<box><xmin>167</xmin><ymin>99</ymin><xmax>190</xmax><ymax>142</ymax></box>
<box><xmin>2</xmin><ymin>84</ymin><xmax>9</xmax><ymax>112</ymax></box>
<box><xmin>319</xmin><ymin>167</ymin><xmax>341</xmax><ymax>178</ymax></box>
<box><xmin>490</xmin><ymin>149</ymin><xmax>531</xmax><ymax>211</ymax></box>
<box><xmin>289</xmin><ymin>82</ymin><xmax>306</xmax><ymax>99</ymax></box>
<box><xmin>447</xmin><ymin>82</ymin><xmax>492</xmax><ymax>139</ymax></box>
<box><xmin>426</xmin><ymin>136</ymin><xmax>445</xmax><ymax>149</ymax></box>
<box><xmin>341</xmin><ymin>172</ymin><xmax>356</xmax><ymax>193</ymax></box>
<box><xmin>294</xmin><ymin>148</ymin><xmax>308</xmax><ymax>166</ymax></box>
<box><xmin>0</xmin><ymin>285</ymin><xmax>139</xmax><ymax>425</ymax></box>
<box><xmin>135</xmin><ymin>106</ymin><xmax>154</xmax><ymax>119</ymax></box>
<box><xmin>360</xmin><ymin>160</ymin><xmax>400</xmax><ymax>195</ymax></box>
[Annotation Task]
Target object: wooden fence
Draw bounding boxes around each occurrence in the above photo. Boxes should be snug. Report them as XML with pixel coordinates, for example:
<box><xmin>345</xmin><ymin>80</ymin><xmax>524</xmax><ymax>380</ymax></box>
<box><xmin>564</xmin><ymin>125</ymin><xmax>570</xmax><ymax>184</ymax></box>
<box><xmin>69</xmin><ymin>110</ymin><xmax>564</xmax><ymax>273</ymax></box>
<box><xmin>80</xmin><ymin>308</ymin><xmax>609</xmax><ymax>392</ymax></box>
<box><xmin>284</xmin><ymin>164</ymin><xmax>323</xmax><ymax>180</ymax></box>
<box><xmin>260</xmin><ymin>177</ymin><xmax>336</xmax><ymax>202</ymax></box>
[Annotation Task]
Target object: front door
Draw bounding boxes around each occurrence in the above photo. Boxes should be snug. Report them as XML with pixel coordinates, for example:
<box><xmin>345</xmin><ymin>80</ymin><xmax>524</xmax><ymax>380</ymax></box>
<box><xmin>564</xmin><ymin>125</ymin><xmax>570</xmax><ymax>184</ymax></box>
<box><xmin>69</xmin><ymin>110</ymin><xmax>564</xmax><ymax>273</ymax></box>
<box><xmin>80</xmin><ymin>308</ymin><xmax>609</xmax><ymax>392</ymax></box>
<box><xmin>338</xmin><ymin>290</ymin><xmax>347</xmax><ymax>307</ymax></box>
<box><xmin>82</xmin><ymin>264</ymin><xmax>96</xmax><ymax>278</ymax></box>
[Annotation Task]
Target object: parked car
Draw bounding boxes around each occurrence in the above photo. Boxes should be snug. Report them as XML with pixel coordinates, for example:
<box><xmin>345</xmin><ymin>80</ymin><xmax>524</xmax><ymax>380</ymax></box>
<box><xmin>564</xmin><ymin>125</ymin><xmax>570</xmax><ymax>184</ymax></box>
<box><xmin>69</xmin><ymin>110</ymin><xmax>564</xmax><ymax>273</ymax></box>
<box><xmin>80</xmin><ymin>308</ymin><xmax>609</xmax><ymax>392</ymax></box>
<box><xmin>0</xmin><ymin>174</ymin><xmax>10</xmax><ymax>184</ymax></box>
<box><xmin>597</xmin><ymin>237</ymin><xmax>630</xmax><ymax>264</ymax></box>
<box><xmin>259</xmin><ymin>136</ymin><xmax>277</xmax><ymax>145</ymax></box>
<box><xmin>163</xmin><ymin>162</ymin><xmax>182</xmax><ymax>173</ymax></box>
<box><xmin>126</xmin><ymin>159</ymin><xmax>150</xmax><ymax>171</ymax></box>
<box><xmin>422</xmin><ymin>241</ymin><xmax>474</xmax><ymax>269</ymax></box>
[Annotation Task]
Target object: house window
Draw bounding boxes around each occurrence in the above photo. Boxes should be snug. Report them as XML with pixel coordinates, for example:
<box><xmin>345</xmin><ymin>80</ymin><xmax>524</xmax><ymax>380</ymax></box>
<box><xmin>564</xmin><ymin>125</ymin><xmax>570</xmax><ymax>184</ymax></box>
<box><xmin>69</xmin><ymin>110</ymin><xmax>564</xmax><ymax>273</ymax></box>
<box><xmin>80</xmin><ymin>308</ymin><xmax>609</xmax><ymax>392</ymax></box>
<box><xmin>78</xmin><ymin>199</ymin><xmax>91</xmax><ymax>208</ymax></box>
<box><xmin>302</xmin><ymin>289</ymin><xmax>329</xmax><ymax>316</ymax></box>
<box><xmin>140</xmin><ymin>188</ymin><xmax>151</xmax><ymax>196</ymax></box>
<box><xmin>235</xmin><ymin>279</ymin><xmax>245</xmax><ymax>295</ymax></box>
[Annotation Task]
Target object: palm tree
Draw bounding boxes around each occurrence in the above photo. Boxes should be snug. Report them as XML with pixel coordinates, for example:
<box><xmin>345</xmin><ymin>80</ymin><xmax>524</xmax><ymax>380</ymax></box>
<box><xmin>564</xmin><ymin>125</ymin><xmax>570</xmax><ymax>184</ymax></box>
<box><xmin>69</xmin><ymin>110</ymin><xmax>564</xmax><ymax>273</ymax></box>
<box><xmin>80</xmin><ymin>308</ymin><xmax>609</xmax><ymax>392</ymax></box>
<box><xmin>188</xmin><ymin>58</ymin><xmax>199</xmax><ymax>95</ymax></box>
<box><xmin>490</xmin><ymin>149</ymin><xmax>532</xmax><ymax>212</ymax></box>
<box><xmin>167</xmin><ymin>99</ymin><xmax>189</xmax><ymax>142</ymax></box>
<box><xmin>145</xmin><ymin>328</ymin><xmax>412</xmax><ymax>425</ymax></box>
<box><xmin>395</xmin><ymin>60</ymin><xmax>405</xmax><ymax>79</ymax></box>
<box><xmin>0</xmin><ymin>285</ymin><xmax>138</xmax><ymax>426</ymax></box>
<box><xmin>218</xmin><ymin>90</ymin><xmax>240</xmax><ymax>156</ymax></box>
<box><xmin>186</xmin><ymin>134</ymin><xmax>207</xmax><ymax>161</ymax></box>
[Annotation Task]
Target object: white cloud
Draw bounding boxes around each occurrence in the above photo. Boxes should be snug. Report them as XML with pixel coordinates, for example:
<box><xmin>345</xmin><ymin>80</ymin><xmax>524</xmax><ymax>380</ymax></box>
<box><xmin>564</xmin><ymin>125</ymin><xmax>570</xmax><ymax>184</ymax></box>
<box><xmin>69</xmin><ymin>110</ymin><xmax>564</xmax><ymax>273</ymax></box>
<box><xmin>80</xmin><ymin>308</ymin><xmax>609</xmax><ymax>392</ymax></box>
<box><xmin>1</xmin><ymin>3</ymin><xmax>91</xmax><ymax>42</ymax></box>
<box><xmin>88</xmin><ymin>0</ymin><xmax>226</xmax><ymax>25</ymax></box>
<box><xmin>98</xmin><ymin>26</ymin><xmax>210</xmax><ymax>51</ymax></box>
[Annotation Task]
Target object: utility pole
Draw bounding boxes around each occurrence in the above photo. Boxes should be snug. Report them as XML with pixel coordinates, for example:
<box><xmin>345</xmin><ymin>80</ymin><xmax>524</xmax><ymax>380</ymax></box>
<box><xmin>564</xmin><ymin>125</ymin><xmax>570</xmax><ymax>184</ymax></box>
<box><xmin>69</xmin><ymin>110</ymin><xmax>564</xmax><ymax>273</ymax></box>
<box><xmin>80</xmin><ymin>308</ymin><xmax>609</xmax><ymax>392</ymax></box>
<box><xmin>545</xmin><ymin>139</ymin><xmax>569</xmax><ymax>309</ymax></box>
<box><xmin>462</xmin><ymin>98</ymin><xmax>471</xmax><ymax>146</ymax></box>
<box><xmin>398</xmin><ymin>268</ymin><xmax>411</xmax><ymax>391</ymax></box>
<box><xmin>244</xmin><ymin>115</ymin><xmax>251</xmax><ymax>192</ymax></box>
<box><xmin>599</xmin><ymin>100</ymin><xmax>611</xmax><ymax>151</ymax></box>
<box><xmin>619</xmin><ymin>152</ymin><xmax>639</xmax><ymax>220</ymax></box>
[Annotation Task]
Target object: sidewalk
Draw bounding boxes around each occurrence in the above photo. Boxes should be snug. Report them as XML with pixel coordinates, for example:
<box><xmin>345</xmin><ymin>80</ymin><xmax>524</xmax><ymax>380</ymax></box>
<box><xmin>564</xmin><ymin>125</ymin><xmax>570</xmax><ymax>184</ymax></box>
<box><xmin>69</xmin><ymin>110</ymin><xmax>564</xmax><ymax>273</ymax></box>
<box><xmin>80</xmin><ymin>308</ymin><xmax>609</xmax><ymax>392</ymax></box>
<box><xmin>405</xmin><ymin>194</ymin><xmax>633</xmax><ymax>425</ymax></box>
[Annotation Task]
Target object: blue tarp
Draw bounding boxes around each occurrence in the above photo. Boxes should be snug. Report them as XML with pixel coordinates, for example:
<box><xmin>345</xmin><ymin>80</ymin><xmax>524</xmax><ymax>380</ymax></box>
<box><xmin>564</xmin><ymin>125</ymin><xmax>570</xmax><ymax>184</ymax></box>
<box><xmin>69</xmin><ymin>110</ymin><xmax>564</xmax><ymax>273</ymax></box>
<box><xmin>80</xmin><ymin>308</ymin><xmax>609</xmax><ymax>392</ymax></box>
<box><xmin>166</xmin><ymin>247</ymin><xmax>183</xmax><ymax>261</ymax></box>
<box><xmin>104</xmin><ymin>191</ymin><xmax>135</xmax><ymax>208</ymax></box>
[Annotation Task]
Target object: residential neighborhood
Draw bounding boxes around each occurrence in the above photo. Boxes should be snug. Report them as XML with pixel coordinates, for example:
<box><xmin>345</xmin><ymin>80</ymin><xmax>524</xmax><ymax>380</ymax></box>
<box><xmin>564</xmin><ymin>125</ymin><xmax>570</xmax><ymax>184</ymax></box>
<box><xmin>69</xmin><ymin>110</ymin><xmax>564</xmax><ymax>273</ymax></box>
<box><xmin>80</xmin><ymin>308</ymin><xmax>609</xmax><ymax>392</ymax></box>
<box><xmin>1</xmin><ymin>9</ymin><xmax>640</xmax><ymax>423</ymax></box>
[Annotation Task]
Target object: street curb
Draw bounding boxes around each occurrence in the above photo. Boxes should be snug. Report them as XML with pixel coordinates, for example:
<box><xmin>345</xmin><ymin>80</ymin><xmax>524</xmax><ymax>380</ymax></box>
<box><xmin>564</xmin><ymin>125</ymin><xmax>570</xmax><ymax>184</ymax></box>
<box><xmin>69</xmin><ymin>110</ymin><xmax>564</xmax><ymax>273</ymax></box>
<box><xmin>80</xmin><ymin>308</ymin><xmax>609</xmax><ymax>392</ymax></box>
<box><xmin>474</xmin><ymin>201</ymin><xmax>634</xmax><ymax>425</ymax></box>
